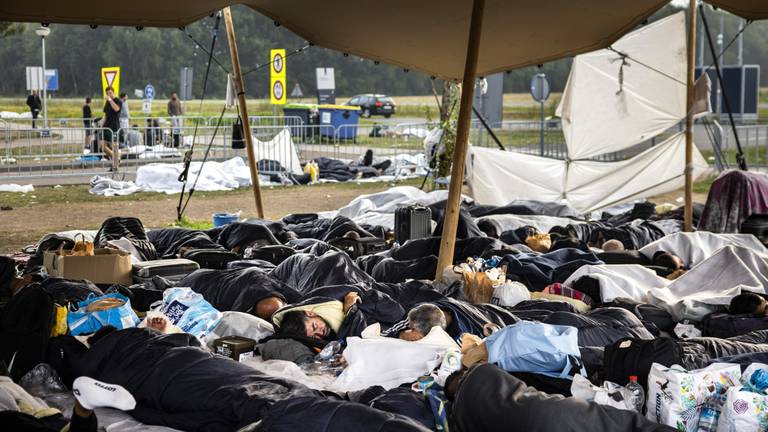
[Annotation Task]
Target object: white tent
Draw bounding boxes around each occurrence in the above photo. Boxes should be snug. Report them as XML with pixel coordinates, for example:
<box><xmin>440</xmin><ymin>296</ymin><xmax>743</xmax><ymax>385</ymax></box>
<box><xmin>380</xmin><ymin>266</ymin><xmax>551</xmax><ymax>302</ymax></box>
<box><xmin>467</xmin><ymin>12</ymin><xmax>710</xmax><ymax>214</ymax></box>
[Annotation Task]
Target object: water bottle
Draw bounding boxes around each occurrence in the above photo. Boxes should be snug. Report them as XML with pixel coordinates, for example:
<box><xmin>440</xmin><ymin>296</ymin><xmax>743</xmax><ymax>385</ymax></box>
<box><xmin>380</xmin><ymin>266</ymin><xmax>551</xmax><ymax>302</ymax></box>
<box><xmin>436</xmin><ymin>350</ymin><xmax>463</xmax><ymax>386</ymax></box>
<box><xmin>696</xmin><ymin>400</ymin><xmax>719</xmax><ymax>432</ymax></box>
<box><xmin>626</xmin><ymin>375</ymin><xmax>645</xmax><ymax>413</ymax></box>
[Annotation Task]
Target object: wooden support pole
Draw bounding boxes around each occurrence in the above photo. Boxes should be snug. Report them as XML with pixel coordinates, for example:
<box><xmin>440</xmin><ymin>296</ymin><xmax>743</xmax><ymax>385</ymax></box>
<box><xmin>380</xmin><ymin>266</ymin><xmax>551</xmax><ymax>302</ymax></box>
<box><xmin>223</xmin><ymin>7</ymin><xmax>265</xmax><ymax>218</ymax></box>
<box><xmin>435</xmin><ymin>0</ymin><xmax>485</xmax><ymax>280</ymax></box>
<box><xmin>684</xmin><ymin>0</ymin><xmax>697</xmax><ymax>232</ymax></box>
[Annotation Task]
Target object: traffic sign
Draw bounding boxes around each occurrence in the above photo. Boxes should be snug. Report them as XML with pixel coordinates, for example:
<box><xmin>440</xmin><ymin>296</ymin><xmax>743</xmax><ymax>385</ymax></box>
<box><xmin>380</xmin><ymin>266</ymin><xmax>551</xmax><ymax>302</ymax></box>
<box><xmin>530</xmin><ymin>73</ymin><xmax>550</xmax><ymax>103</ymax></box>
<box><xmin>45</xmin><ymin>69</ymin><xmax>59</xmax><ymax>91</ymax></box>
<box><xmin>270</xmin><ymin>49</ymin><xmax>286</xmax><ymax>105</ymax></box>
<box><xmin>101</xmin><ymin>66</ymin><xmax>121</xmax><ymax>98</ymax></box>
<box><xmin>290</xmin><ymin>83</ymin><xmax>303</xmax><ymax>98</ymax></box>
<box><xmin>142</xmin><ymin>99</ymin><xmax>152</xmax><ymax>114</ymax></box>
<box><xmin>144</xmin><ymin>84</ymin><xmax>155</xmax><ymax>100</ymax></box>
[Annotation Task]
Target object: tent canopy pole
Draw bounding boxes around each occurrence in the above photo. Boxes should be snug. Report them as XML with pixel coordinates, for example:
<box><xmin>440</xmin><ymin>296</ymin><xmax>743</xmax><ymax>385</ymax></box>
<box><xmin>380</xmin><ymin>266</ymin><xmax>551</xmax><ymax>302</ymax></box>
<box><xmin>223</xmin><ymin>6</ymin><xmax>265</xmax><ymax>218</ymax></box>
<box><xmin>435</xmin><ymin>0</ymin><xmax>485</xmax><ymax>280</ymax></box>
<box><xmin>684</xmin><ymin>0</ymin><xmax>697</xmax><ymax>232</ymax></box>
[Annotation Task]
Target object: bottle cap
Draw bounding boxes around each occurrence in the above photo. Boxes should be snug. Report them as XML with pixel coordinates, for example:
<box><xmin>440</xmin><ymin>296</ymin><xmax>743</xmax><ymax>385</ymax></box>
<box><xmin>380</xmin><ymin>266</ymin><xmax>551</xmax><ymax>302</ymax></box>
<box><xmin>629</xmin><ymin>375</ymin><xmax>638</xmax><ymax>382</ymax></box>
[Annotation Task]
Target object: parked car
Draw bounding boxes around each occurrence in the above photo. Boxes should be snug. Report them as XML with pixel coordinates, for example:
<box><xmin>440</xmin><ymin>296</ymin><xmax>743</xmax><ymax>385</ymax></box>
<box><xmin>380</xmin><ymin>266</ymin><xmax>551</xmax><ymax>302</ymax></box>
<box><xmin>345</xmin><ymin>94</ymin><xmax>396</xmax><ymax>118</ymax></box>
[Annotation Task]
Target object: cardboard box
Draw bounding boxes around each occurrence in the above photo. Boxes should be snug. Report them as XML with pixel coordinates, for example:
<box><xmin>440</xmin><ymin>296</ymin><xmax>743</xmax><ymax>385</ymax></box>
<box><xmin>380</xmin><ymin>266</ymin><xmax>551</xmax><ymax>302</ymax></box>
<box><xmin>44</xmin><ymin>248</ymin><xmax>132</xmax><ymax>285</ymax></box>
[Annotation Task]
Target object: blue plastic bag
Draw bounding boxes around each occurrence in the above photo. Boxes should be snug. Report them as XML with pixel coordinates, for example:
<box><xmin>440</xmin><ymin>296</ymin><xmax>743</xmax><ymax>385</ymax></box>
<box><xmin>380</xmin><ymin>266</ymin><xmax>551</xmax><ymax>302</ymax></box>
<box><xmin>67</xmin><ymin>293</ymin><xmax>140</xmax><ymax>336</ymax></box>
<box><xmin>159</xmin><ymin>287</ymin><xmax>222</xmax><ymax>339</ymax></box>
<box><xmin>486</xmin><ymin>320</ymin><xmax>587</xmax><ymax>379</ymax></box>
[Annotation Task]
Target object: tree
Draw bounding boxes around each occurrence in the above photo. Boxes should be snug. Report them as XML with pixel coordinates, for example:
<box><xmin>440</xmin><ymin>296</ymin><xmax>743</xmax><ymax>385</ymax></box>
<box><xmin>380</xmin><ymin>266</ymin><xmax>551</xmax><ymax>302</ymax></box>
<box><xmin>0</xmin><ymin>22</ymin><xmax>23</xmax><ymax>38</ymax></box>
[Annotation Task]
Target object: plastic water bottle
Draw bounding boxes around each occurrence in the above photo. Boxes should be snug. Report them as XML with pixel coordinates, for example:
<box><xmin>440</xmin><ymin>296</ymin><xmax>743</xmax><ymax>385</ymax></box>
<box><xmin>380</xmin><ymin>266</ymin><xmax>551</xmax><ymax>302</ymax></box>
<box><xmin>626</xmin><ymin>375</ymin><xmax>645</xmax><ymax>413</ymax></box>
<box><xmin>696</xmin><ymin>400</ymin><xmax>719</xmax><ymax>432</ymax></box>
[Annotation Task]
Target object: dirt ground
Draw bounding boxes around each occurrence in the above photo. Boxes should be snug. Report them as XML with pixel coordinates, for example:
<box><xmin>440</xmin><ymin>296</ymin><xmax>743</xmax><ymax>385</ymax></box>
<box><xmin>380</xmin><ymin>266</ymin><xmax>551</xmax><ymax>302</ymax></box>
<box><xmin>0</xmin><ymin>182</ymin><xmax>404</xmax><ymax>253</ymax></box>
<box><xmin>0</xmin><ymin>181</ymin><xmax>710</xmax><ymax>254</ymax></box>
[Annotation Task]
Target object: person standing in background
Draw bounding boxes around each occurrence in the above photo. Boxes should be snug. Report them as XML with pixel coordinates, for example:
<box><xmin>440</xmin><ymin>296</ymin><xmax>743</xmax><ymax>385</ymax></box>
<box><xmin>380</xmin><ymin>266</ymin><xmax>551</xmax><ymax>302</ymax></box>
<box><xmin>167</xmin><ymin>92</ymin><xmax>183</xmax><ymax>147</ymax></box>
<box><xmin>100</xmin><ymin>86</ymin><xmax>122</xmax><ymax>166</ymax></box>
<box><xmin>26</xmin><ymin>90</ymin><xmax>42</xmax><ymax>129</ymax></box>
<box><xmin>119</xmin><ymin>93</ymin><xmax>130</xmax><ymax>144</ymax></box>
<box><xmin>82</xmin><ymin>97</ymin><xmax>93</xmax><ymax>149</ymax></box>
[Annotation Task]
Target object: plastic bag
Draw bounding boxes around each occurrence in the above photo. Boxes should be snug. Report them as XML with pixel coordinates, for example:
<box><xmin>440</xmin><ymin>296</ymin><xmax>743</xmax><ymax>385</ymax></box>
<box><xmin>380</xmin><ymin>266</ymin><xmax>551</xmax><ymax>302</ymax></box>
<box><xmin>158</xmin><ymin>287</ymin><xmax>222</xmax><ymax>339</ymax></box>
<box><xmin>67</xmin><ymin>293</ymin><xmax>140</xmax><ymax>336</ymax></box>
<box><xmin>19</xmin><ymin>364</ymin><xmax>67</xmax><ymax>397</ymax></box>
<box><xmin>646</xmin><ymin>362</ymin><xmax>740</xmax><ymax>432</ymax></box>
<box><xmin>571</xmin><ymin>374</ymin><xmax>634</xmax><ymax>411</ymax></box>
<box><xmin>491</xmin><ymin>281</ymin><xmax>531</xmax><ymax>307</ymax></box>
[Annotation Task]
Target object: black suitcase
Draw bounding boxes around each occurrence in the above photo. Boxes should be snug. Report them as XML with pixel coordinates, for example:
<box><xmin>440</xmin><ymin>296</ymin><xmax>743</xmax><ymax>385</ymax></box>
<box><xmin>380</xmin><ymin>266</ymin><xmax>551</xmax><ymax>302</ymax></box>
<box><xmin>180</xmin><ymin>249</ymin><xmax>239</xmax><ymax>269</ymax></box>
<box><xmin>395</xmin><ymin>204</ymin><xmax>432</xmax><ymax>244</ymax></box>
<box><xmin>132</xmin><ymin>258</ymin><xmax>200</xmax><ymax>283</ymax></box>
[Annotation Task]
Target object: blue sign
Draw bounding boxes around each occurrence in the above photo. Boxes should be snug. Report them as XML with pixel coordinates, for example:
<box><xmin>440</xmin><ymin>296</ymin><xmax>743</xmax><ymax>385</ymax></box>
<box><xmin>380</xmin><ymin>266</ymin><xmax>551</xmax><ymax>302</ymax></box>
<box><xmin>144</xmin><ymin>84</ymin><xmax>155</xmax><ymax>100</ymax></box>
<box><xmin>45</xmin><ymin>69</ymin><xmax>59</xmax><ymax>91</ymax></box>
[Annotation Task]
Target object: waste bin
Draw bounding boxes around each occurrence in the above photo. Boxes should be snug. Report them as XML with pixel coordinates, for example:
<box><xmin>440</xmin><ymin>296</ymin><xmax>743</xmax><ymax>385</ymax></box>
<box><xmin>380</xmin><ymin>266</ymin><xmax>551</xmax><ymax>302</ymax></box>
<box><xmin>283</xmin><ymin>104</ymin><xmax>317</xmax><ymax>141</ymax></box>
<box><xmin>318</xmin><ymin>104</ymin><xmax>360</xmax><ymax>141</ymax></box>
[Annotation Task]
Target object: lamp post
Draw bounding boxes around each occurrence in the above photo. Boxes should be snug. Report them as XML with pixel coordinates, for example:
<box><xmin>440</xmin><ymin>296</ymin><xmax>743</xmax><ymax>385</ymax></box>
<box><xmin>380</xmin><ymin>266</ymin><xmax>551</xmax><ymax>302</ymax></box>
<box><xmin>35</xmin><ymin>26</ymin><xmax>50</xmax><ymax>130</ymax></box>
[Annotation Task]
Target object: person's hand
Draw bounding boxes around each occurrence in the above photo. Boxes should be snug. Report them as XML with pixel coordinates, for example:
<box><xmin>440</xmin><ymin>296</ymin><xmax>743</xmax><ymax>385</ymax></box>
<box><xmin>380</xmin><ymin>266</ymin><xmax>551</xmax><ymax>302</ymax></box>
<box><xmin>343</xmin><ymin>292</ymin><xmax>361</xmax><ymax>313</ymax></box>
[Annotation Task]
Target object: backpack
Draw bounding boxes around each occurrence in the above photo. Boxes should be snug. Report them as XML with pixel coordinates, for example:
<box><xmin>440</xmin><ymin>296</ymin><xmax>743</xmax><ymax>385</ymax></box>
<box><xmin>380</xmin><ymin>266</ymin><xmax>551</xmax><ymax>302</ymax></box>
<box><xmin>603</xmin><ymin>337</ymin><xmax>684</xmax><ymax>391</ymax></box>
<box><xmin>485</xmin><ymin>321</ymin><xmax>586</xmax><ymax>379</ymax></box>
<box><xmin>0</xmin><ymin>286</ymin><xmax>56</xmax><ymax>381</ymax></box>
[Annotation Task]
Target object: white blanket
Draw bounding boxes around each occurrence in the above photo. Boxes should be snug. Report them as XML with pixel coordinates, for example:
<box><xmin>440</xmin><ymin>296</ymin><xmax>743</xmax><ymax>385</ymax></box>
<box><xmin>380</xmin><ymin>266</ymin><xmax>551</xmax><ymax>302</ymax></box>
<box><xmin>324</xmin><ymin>185</ymin><xmax>471</xmax><ymax>229</ymax></box>
<box><xmin>564</xmin><ymin>264</ymin><xmax>670</xmax><ymax>303</ymax></box>
<box><xmin>639</xmin><ymin>231</ymin><xmax>768</xmax><ymax>267</ymax></box>
<box><xmin>647</xmin><ymin>245</ymin><xmax>768</xmax><ymax>321</ymax></box>
<box><xmin>331</xmin><ymin>326</ymin><xmax>457</xmax><ymax>392</ymax></box>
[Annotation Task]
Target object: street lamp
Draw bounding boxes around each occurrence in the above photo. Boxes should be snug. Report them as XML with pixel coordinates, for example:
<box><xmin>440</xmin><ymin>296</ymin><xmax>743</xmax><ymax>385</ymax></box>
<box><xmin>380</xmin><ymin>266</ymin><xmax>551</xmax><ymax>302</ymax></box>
<box><xmin>35</xmin><ymin>26</ymin><xmax>50</xmax><ymax>130</ymax></box>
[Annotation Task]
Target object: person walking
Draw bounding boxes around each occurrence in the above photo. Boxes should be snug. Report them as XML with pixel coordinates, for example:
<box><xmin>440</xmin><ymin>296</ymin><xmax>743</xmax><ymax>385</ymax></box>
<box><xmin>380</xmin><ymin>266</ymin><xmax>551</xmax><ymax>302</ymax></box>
<box><xmin>167</xmin><ymin>92</ymin><xmax>183</xmax><ymax>147</ymax></box>
<box><xmin>26</xmin><ymin>90</ymin><xmax>42</xmax><ymax>129</ymax></box>
<box><xmin>100</xmin><ymin>87</ymin><xmax>122</xmax><ymax>166</ymax></box>
<box><xmin>82</xmin><ymin>97</ymin><xmax>93</xmax><ymax>150</ymax></box>
<box><xmin>118</xmin><ymin>93</ymin><xmax>130</xmax><ymax>144</ymax></box>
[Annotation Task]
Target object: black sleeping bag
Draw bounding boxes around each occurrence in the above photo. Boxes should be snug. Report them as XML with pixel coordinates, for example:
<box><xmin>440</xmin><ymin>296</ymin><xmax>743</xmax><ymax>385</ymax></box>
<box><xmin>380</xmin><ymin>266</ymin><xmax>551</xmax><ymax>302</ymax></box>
<box><xmin>451</xmin><ymin>364</ymin><xmax>673</xmax><ymax>432</ymax></box>
<box><xmin>701</xmin><ymin>312</ymin><xmax>768</xmax><ymax>338</ymax></box>
<box><xmin>525</xmin><ymin>307</ymin><xmax>654</xmax><ymax>348</ymax></box>
<box><xmin>369</xmin><ymin>255</ymin><xmax>439</xmax><ymax>283</ymax></box>
<box><xmin>270</xmin><ymin>251</ymin><xmax>375</xmax><ymax>293</ymax></box>
<box><xmin>0</xmin><ymin>285</ymin><xmax>55</xmax><ymax>381</ymax></box>
<box><xmin>284</xmin><ymin>216</ymin><xmax>377</xmax><ymax>242</ymax></box>
<box><xmin>500</xmin><ymin>248</ymin><xmax>603</xmax><ymax>291</ymax></box>
<box><xmin>179</xmin><ymin>267</ymin><xmax>302</xmax><ymax>313</ymax></box>
<box><xmin>390</xmin><ymin>237</ymin><xmax>508</xmax><ymax>263</ymax></box>
<box><xmin>147</xmin><ymin>227</ymin><xmax>223</xmax><ymax>258</ymax></box>
<box><xmin>214</xmin><ymin>221</ymin><xmax>283</xmax><ymax>251</ymax></box>
<box><xmin>94</xmin><ymin>217</ymin><xmax>158</xmax><ymax>261</ymax></box>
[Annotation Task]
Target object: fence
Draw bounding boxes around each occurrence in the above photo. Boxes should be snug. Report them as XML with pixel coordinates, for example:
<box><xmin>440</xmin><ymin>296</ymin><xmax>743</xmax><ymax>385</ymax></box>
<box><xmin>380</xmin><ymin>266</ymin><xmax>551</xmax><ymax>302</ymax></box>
<box><xmin>2</xmin><ymin>115</ymin><xmax>765</xmax><ymax>182</ymax></box>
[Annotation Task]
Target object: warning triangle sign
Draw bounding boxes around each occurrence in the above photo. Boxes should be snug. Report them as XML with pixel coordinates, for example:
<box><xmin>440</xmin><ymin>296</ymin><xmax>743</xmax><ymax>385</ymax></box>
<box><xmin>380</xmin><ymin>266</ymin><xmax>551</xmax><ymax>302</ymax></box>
<box><xmin>104</xmin><ymin>71</ymin><xmax>117</xmax><ymax>86</ymax></box>
<box><xmin>100</xmin><ymin>66</ymin><xmax>121</xmax><ymax>98</ymax></box>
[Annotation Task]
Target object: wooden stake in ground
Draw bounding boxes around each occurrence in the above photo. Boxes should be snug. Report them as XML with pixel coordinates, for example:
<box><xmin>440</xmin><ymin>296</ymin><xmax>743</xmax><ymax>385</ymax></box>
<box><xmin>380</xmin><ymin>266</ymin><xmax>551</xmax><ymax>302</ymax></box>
<box><xmin>435</xmin><ymin>0</ymin><xmax>485</xmax><ymax>280</ymax></box>
<box><xmin>684</xmin><ymin>0</ymin><xmax>697</xmax><ymax>232</ymax></box>
<box><xmin>223</xmin><ymin>6</ymin><xmax>265</xmax><ymax>218</ymax></box>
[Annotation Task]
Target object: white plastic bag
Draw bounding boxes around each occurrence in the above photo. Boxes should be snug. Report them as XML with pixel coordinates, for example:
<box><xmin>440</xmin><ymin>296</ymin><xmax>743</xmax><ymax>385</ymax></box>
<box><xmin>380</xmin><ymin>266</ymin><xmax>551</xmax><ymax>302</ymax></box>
<box><xmin>716</xmin><ymin>363</ymin><xmax>768</xmax><ymax>432</ymax></box>
<box><xmin>570</xmin><ymin>374</ymin><xmax>634</xmax><ymax>411</ymax></box>
<box><xmin>646</xmin><ymin>362</ymin><xmax>741</xmax><ymax>432</ymax></box>
<box><xmin>491</xmin><ymin>281</ymin><xmax>531</xmax><ymax>307</ymax></box>
<box><xmin>202</xmin><ymin>311</ymin><xmax>274</xmax><ymax>349</ymax></box>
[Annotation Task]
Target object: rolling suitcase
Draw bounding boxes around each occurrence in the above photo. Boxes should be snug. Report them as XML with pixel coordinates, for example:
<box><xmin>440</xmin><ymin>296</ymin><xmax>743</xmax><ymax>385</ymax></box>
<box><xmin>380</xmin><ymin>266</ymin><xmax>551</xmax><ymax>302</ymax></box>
<box><xmin>395</xmin><ymin>204</ymin><xmax>432</xmax><ymax>244</ymax></box>
<box><xmin>132</xmin><ymin>258</ymin><xmax>200</xmax><ymax>283</ymax></box>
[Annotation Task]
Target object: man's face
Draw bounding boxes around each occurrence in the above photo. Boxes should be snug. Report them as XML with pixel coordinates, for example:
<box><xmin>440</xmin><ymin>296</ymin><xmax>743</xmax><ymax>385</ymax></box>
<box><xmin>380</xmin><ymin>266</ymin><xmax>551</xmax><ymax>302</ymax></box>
<box><xmin>304</xmin><ymin>311</ymin><xmax>329</xmax><ymax>339</ymax></box>
<box><xmin>106</xmin><ymin>89</ymin><xmax>114</xmax><ymax>99</ymax></box>
<box><xmin>121</xmin><ymin>95</ymin><xmax>127</xmax><ymax>101</ymax></box>
<box><xmin>171</xmin><ymin>93</ymin><xmax>177</xmax><ymax>100</ymax></box>
<box><xmin>670</xmin><ymin>254</ymin><xmax>685</xmax><ymax>270</ymax></box>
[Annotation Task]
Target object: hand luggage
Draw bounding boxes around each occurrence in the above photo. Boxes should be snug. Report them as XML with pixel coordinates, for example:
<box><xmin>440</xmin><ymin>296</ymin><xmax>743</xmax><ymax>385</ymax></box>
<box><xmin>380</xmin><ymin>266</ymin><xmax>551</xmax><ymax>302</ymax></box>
<box><xmin>180</xmin><ymin>249</ymin><xmax>239</xmax><ymax>269</ymax></box>
<box><xmin>132</xmin><ymin>258</ymin><xmax>200</xmax><ymax>283</ymax></box>
<box><xmin>395</xmin><ymin>205</ymin><xmax>432</xmax><ymax>244</ymax></box>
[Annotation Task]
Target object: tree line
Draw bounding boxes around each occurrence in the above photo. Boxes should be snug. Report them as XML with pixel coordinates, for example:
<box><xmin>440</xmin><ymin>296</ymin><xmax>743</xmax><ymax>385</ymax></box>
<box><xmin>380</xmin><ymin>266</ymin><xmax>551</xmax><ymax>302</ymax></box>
<box><xmin>0</xmin><ymin>5</ymin><xmax>765</xmax><ymax>102</ymax></box>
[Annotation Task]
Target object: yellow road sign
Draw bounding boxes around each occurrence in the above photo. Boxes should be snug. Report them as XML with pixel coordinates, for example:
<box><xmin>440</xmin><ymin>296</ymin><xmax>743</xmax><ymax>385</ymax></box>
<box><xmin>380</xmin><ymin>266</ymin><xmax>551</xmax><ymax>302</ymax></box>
<box><xmin>270</xmin><ymin>49</ymin><xmax>286</xmax><ymax>105</ymax></box>
<box><xmin>101</xmin><ymin>66</ymin><xmax>121</xmax><ymax>98</ymax></box>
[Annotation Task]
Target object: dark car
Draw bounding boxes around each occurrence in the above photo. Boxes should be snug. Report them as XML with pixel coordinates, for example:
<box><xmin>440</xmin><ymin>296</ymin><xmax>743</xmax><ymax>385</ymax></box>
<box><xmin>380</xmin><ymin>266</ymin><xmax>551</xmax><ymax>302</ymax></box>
<box><xmin>346</xmin><ymin>94</ymin><xmax>396</xmax><ymax>118</ymax></box>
